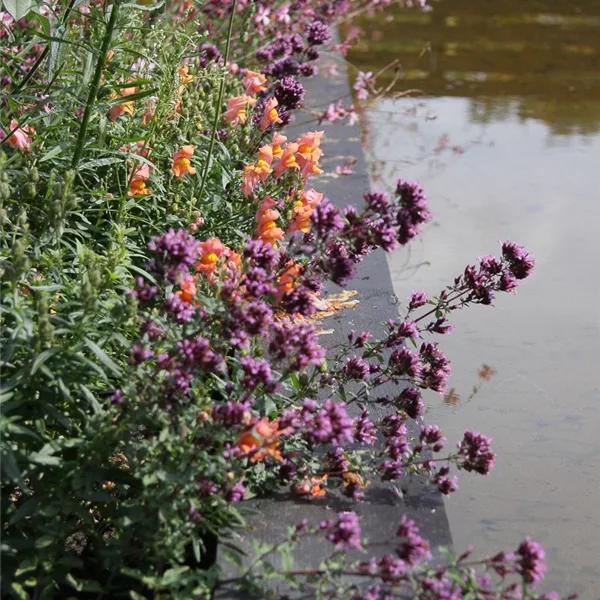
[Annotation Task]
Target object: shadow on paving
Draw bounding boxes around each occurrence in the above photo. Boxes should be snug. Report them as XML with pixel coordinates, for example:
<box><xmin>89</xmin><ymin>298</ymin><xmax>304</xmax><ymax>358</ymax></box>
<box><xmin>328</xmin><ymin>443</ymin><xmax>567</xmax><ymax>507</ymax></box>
<box><xmin>216</xmin><ymin>50</ymin><xmax>453</xmax><ymax>599</ymax></box>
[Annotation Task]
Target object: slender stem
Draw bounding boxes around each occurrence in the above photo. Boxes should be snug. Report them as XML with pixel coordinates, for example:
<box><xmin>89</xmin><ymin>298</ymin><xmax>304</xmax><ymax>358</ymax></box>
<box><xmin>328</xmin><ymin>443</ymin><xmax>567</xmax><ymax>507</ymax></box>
<box><xmin>194</xmin><ymin>0</ymin><xmax>237</xmax><ymax>218</ymax></box>
<box><xmin>71</xmin><ymin>1</ymin><xmax>120</xmax><ymax>169</ymax></box>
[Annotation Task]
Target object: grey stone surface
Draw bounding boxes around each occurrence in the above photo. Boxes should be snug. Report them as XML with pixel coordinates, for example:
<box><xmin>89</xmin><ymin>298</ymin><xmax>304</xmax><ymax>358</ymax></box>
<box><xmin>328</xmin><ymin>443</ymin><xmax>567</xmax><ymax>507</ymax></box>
<box><xmin>215</xmin><ymin>55</ymin><xmax>452</xmax><ymax>599</ymax></box>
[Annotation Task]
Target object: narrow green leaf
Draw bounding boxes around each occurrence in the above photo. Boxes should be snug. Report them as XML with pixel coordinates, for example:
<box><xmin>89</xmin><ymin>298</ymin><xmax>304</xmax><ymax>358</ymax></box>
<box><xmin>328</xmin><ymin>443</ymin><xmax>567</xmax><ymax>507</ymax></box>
<box><xmin>83</xmin><ymin>338</ymin><xmax>122</xmax><ymax>376</ymax></box>
<box><xmin>30</xmin><ymin>348</ymin><xmax>60</xmax><ymax>376</ymax></box>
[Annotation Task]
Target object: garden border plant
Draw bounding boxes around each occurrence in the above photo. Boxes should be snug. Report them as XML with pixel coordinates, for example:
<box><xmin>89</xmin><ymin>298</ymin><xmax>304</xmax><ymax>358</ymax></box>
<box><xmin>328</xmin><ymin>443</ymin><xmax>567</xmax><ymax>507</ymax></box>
<box><xmin>0</xmin><ymin>1</ymin><xmax>572</xmax><ymax>599</ymax></box>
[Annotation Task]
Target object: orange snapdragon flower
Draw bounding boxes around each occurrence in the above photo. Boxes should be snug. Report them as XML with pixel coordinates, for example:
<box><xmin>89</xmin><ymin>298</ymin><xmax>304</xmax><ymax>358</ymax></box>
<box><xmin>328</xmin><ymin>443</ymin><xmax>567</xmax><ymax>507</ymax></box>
<box><xmin>294</xmin><ymin>475</ymin><xmax>328</xmax><ymax>497</ymax></box>
<box><xmin>277</xmin><ymin>261</ymin><xmax>302</xmax><ymax>298</ymax></box>
<box><xmin>242</xmin><ymin>146</ymin><xmax>274</xmax><ymax>197</ymax></box>
<box><xmin>177</xmin><ymin>275</ymin><xmax>198</xmax><ymax>303</ymax></box>
<box><xmin>128</xmin><ymin>162</ymin><xmax>151</xmax><ymax>197</ymax></box>
<box><xmin>237</xmin><ymin>418</ymin><xmax>284</xmax><ymax>463</ymax></box>
<box><xmin>288</xmin><ymin>188</ymin><xmax>324</xmax><ymax>233</ymax></box>
<box><xmin>108</xmin><ymin>86</ymin><xmax>137</xmax><ymax>121</ymax></box>
<box><xmin>271</xmin><ymin>132</ymin><xmax>287</xmax><ymax>158</ymax></box>
<box><xmin>255</xmin><ymin>196</ymin><xmax>284</xmax><ymax>246</ymax></box>
<box><xmin>196</xmin><ymin>238</ymin><xmax>226</xmax><ymax>275</ymax></box>
<box><xmin>272</xmin><ymin>142</ymin><xmax>299</xmax><ymax>178</ymax></box>
<box><xmin>224</xmin><ymin>95</ymin><xmax>257</xmax><ymax>126</ymax></box>
<box><xmin>172</xmin><ymin>145</ymin><xmax>197</xmax><ymax>179</ymax></box>
<box><xmin>243</xmin><ymin>69</ymin><xmax>267</xmax><ymax>95</ymax></box>
<box><xmin>177</xmin><ymin>65</ymin><xmax>194</xmax><ymax>85</ymax></box>
<box><xmin>296</xmin><ymin>130</ymin><xmax>325</xmax><ymax>178</ymax></box>
<box><xmin>260</xmin><ymin>97</ymin><xmax>283</xmax><ymax>132</ymax></box>
<box><xmin>242</xmin><ymin>164</ymin><xmax>261</xmax><ymax>198</ymax></box>
<box><xmin>3</xmin><ymin>119</ymin><xmax>35</xmax><ymax>152</ymax></box>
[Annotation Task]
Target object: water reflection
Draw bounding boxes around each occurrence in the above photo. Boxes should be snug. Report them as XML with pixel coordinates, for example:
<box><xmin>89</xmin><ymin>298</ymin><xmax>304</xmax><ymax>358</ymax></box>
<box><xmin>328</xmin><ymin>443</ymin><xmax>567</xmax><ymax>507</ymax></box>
<box><xmin>345</xmin><ymin>0</ymin><xmax>600</xmax><ymax>135</ymax></box>
<box><xmin>346</xmin><ymin>0</ymin><xmax>600</xmax><ymax>595</ymax></box>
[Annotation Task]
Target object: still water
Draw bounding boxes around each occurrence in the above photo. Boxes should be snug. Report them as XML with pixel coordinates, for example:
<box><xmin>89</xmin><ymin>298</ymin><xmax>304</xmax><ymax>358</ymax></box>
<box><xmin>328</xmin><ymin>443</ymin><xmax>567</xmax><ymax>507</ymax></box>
<box><xmin>346</xmin><ymin>0</ymin><xmax>600</xmax><ymax>595</ymax></box>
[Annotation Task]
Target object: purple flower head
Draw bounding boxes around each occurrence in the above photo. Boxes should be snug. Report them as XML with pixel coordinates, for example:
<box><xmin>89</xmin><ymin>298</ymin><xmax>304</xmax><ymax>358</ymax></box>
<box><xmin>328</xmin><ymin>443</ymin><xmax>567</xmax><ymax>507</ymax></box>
<box><xmin>343</xmin><ymin>356</ymin><xmax>371</xmax><ymax>380</ymax></box>
<box><xmin>213</xmin><ymin>401</ymin><xmax>251</xmax><ymax>426</ymax></box>
<box><xmin>385</xmin><ymin>319</ymin><xmax>419</xmax><ymax>347</ymax></box>
<box><xmin>408</xmin><ymin>290</ymin><xmax>428</xmax><ymax>311</ymax></box>
<box><xmin>111</xmin><ymin>389</ymin><xmax>123</xmax><ymax>405</ymax></box>
<box><xmin>419</xmin><ymin>342</ymin><xmax>451</xmax><ymax>393</ymax></box>
<box><xmin>311</xmin><ymin>199</ymin><xmax>345</xmax><ymax>238</ymax></box>
<box><xmin>396</xmin><ymin>387</ymin><xmax>425</xmax><ymax>419</ymax></box>
<box><xmin>162</xmin><ymin>293</ymin><xmax>196</xmax><ymax>323</ymax></box>
<box><xmin>378</xmin><ymin>554</ymin><xmax>406</xmax><ymax>582</ymax></box>
<box><xmin>354</xmin><ymin>408</ymin><xmax>376</xmax><ymax>445</ymax></box>
<box><xmin>502</xmin><ymin>241</ymin><xmax>535</xmax><ymax>280</ymax></box>
<box><xmin>269</xmin><ymin>320</ymin><xmax>325</xmax><ymax>370</ymax></box>
<box><xmin>324</xmin><ymin>241</ymin><xmax>356</xmax><ymax>285</ymax></box>
<box><xmin>198</xmin><ymin>43</ymin><xmax>223</xmax><ymax>68</ymax></box>
<box><xmin>436</xmin><ymin>475</ymin><xmax>459</xmax><ymax>495</ymax></box>
<box><xmin>516</xmin><ymin>537</ymin><xmax>547</xmax><ymax>585</ymax></box>
<box><xmin>130</xmin><ymin>343</ymin><xmax>154</xmax><ymax>365</ymax></box>
<box><xmin>226</xmin><ymin>481</ymin><xmax>246</xmax><ymax>503</ymax></box>
<box><xmin>388</xmin><ymin>347</ymin><xmax>422</xmax><ymax>378</ymax></box>
<box><xmin>396</xmin><ymin>515</ymin><xmax>431</xmax><ymax>565</ymax></box>
<box><xmin>281</xmin><ymin>285</ymin><xmax>316</xmax><ymax>316</ymax></box>
<box><xmin>274</xmin><ymin>76</ymin><xmax>305</xmax><ymax>110</ymax></box>
<box><xmin>306</xmin><ymin>20</ymin><xmax>332</xmax><ymax>45</ymax></box>
<box><xmin>327</xmin><ymin>446</ymin><xmax>350</xmax><ymax>472</ymax></box>
<box><xmin>130</xmin><ymin>276</ymin><xmax>158</xmax><ymax>304</ymax></box>
<box><xmin>240</xmin><ymin>355</ymin><xmax>273</xmax><ymax>390</ymax></box>
<box><xmin>419</xmin><ymin>424</ymin><xmax>446</xmax><ymax>452</ymax></box>
<box><xmin>177</xmin><ymin>336</ymin><xmax>224</xmax><ymax>372</ymax></box>
<box><xmin>265</xmin><ymin>57</ymin><xmax>300</xmax><ymax>79</ymax></box>
<box><xmin>458</xmin><ymin>430</ymin><xmax>496</xmax><ymax>475</ymax></box>
<box><xmin>479</xmin><ymin>254</ymin><xmax>503</xmax><ymax>275</ymax></box>
<box><xmin>395</xmin><ymin>179</ymin><xmax>432</xmax><ymax>244</ymax></box>
<box><xmin>364</xmin><ymin>191</ymin><xmax>389</xmax><ymax>213</ymax></box>
<box><xmin>244</xmin><ymin>238</ymin><xmax>279</xmax><ymax>269</ymax></box>
<box><xmin>140</xmin><ymin>319</ymin><xmax>163</xmax><ymax>340</ymax></box>
<box><xmin>241</xmin><ymin>266</ymin><xmax>277</xmax><ymax>298</ymax></box>
<box><xmin>148</xmin><ymin>228</ymin><xmax>201</xmax><ymax>283</ymax></box>
<box><xmin>300</xmin><ymin>63</ymin><xmax>317</xmax><ymax>77</ymax></box>
<box><xmin>306</xmin><ymin>399</ymin><xmax>354</xmax><ymax>446</ymax></box>
<box><xmin>327</xmin><ymin>511</ymin><xmax>362</xmax><ymax>550</ymax></box>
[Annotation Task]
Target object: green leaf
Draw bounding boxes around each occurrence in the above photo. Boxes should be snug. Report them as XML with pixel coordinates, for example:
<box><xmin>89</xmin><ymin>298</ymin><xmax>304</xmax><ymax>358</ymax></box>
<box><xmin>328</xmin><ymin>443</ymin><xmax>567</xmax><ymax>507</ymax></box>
<box><xmin>39</xmin><ymin>145</ymin><xmax>64</xmax><ymax>163</ymax></box>
<box><xmin>83</xmin><ymin>338</ymin><xmax>122</xmax><ymax>376</ymax></box>
<box><xmin>79</xmin><ymin>384</ymin><xmax>102</xmax><ymax>414</ymax></box>
<box><xmin>30</xmin><ymin>348</ymin><xmax>60</xmax><ymax>375</ymax></box>
<box><xmin>1</xmin><ymin>449</ymin><xmax>28</xmax><ymax>491</ymax></box>
<box><xmin>30</xmin><ymin>443</ymin><xmax>61</xmax><ymax>466</ymax></box>
<box><xmin>8</xmin><ymin>496</ymin><xmax>40</xmax><ymax>526</ymax></box>
<box><xmin>35</xmin><ymin>535</ymin><xmax>54</xmax><ymax>549</ymax></box>
<box><xmin>2</xmin><ymin>0</ymin><xmax>36</xmax><ymax>20</ymax></box>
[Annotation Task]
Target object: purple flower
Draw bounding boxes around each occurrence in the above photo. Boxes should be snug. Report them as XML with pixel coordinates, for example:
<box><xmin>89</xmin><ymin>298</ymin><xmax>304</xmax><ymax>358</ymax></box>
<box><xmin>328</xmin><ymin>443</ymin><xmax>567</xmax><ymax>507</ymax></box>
<box><xmin>457</xmin><ymin>430</ymin><xmax>496</xmax><ymax>475</ymax></box>
<box><xmin>516</xmin><ymin>537</ymin><xmax>547</xmax><ymax>585</ymax></box>
<box><xmin>436</xmin><ymin>475</ymin><xmax>459</xmax><ymax>495</ymax></box>
<box><xmin>342</xmin><ymin>356</ymin><xmax>371</xmax><ymax>380</ymax></box>
<box><xmin>130</xmin><ymin>343</ymin><xmax>154</xmax><ymax>365</ymax></box>
<box><xmin>364</xmin><ymin>191</ymin><xmax>389</xmax><ymax>213</ymax></box>
<box><xmin>213</xmin><ymin>401</ymin><xmax>250</xmax><ymax>426</ymax></box>
<box><xmin>226</xmin><ymin>481</ymin><xmax>246</xmax><ymax>503</ymax></box>
<box><xmin>327</xmin><ymin>511</ymin><xmax>362</xmax><ymax>550</ymax></box>
<box><xmin>501</xmin><ymin>241</ymin><xmax>535</xmax><ymax>280</ymax></box>
<box><xmin>177</xmin><ymin>337</ymin><xmax>223</xmax><ymax>371</ymax></box>
<box><xmin>274</xmin><ymin>76</ymin><xmax>305</xmax><ymax>109</ymax></box>
<box><xmin>306</xmin><ymin>400</ymin><xmax>354</xmax><ymax>446</ymax></box>
<box><xmin>148</xmin><ymin>228</ymin><xmax>200</xmax><ymax>283</ymax></box>
<box><xmin>388</xmin><ymin>347</ymin><xmax>422</xmax><ymax>378</ymax></box>
<box><xmin>111</xmin><ymin>389</ymin><xmax>123</xmax><ymax>405</ymax></box>
<box><xmin>240</xmin><ymin>356</ymin><xmax>273</xmax><ymax>390</ymax></box>
<box><xmin>419</xmin><ymin>424</ymin><xmax>446</xmax><ymax>452</ymax></box>
<box><xmin>130</xmin><ymin>276</ymin><xmax>158</xmax><ymax>304</ymax></box>
<box><xmin>269</xmin><ymin>320</ymin><xmax>325</xmax><ymax>370</ymax></box>
<box><xmin>385</xmin><ymin>319</ymin><xmax>419</xmax><ymax>347</ymax></box>
<box><xmin>161</xmin><ymin>293</ymin><xmax>196</xmax><ymax>323</ymax></box>
<box><xmin>396</xmin><ymin>387</ymin><xmax>425</xmax><ymax>419</ymax></box>
<box><xmin>198</xmin><ymin>43</ymin><xmax>222</xmax><ymax>68</ymax></box>
<box><xmin>396</xmin><ymin>515</ymin><xmax>431</xmax><ymax>565</ymax></box>
<box><xmin>306</xmin><ymin>20</ymin><xmax>331</xmax><ymax>45</ymax></box>
<box><xmin>354</xmin><ymin>408</ymin><xmax>376</xmax><ymax>445</ymax></box>
<box><xmin>419</xmin><ymin>342</ymin><xmax>451</xmax><ymax>393</ymax></box>
<box><xmin>244</xmin><ymin>239</ymin><xmax>279</xmax><ymax>270</ymax></box>
<box><xmin>327</xmin><ymin>446</ymin><xmax>350</xmax><ymax>472</ymax></box>
<box><xmin>378</xmin><ymin>554</ymin><xmax>406</xmax><ymax>581</ymax></box>
<box><xmin>408</xmin><ymin>290</ymin><xmax>428</xmax><ymax>311</ymax></box>
<box><xmin>395</xmin><ymin>179</ymin><xmax>432</xmax><ymax>245</ymax></box>
<box><xmin>281</xmin><ymin>285</ymin><xmax>316</xmax><ymax>316</ymax></box>
<box><xmin>311</xmin><ymin>199</ymin><xmax>345</xmax><ymax>237</ymax></box>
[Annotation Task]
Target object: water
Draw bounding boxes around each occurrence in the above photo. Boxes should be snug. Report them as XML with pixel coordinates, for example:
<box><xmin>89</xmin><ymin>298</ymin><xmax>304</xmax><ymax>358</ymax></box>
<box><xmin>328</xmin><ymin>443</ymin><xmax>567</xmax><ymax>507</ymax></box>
<box><xmin>345</xmin><ymin>0</ymin><xmax>600</xmax><ymax>595</ymax></box>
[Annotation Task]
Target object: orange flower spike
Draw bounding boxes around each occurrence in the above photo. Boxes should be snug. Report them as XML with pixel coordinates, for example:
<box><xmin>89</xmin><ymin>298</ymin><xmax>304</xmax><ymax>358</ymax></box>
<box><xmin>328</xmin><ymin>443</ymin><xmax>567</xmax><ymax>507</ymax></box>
<box><xmin>243</xmin><ymin>69</ymin><xmax>267</xmax><ymax>95</ymax></box>
<box><xmin>197</xmin><ymin>238</ymin><xmax>226</xmax><ymax>275</ymax></box>
<box><xmin>258</xmin><ymin>144</ymin><xmax>274</xmax><ymax>166</ymax></box>
<box><xmin>272</xmin><ymin>142</ymin><xmax>300</xmax><ymax>178</ymax></box>
<box><xmin>177</xmin><ymin>275</ymin><xmax>198</xmax><ymax>304</ymax></box>
<box><xmin>254</xmin><ymin>159</ymin><xmax>273</xmax><ymax>182</ymax></box>
<box><xmin>172</xmin><ymin>145</ymin><xmax>197</xmax><ymax>179</ymax></box>
<box><xmin>128</xmin><ymin>179</ymin><xmax>151</xmax><ymax>197</ymax></box>
<box><xmin>242</xmin><ymin>164</ymin><xmax>261</xmax><ymax>198</ymax></box>
<box><xmin>177</xmin><ymin>65</ymin><xmax>194</xmax><ymax>84</ymax></box>
<box><xmin>108</xmin><ymin>86</ymin><xmax>137</xmax><ymax>121</ymax></box>
<box><xmin>260</xmin><ymin>97</ymin><xmax>283</xmax><ymax>132</ymax></box>
<box><xmin>224</xmin><ymin>95</ymin><xmax>257</xmax><ymax>126</ymax></box>
<box><xmin>271</xmin><ymin>132</ymin><xmax>287</xmax><ymax>158</ymax></box>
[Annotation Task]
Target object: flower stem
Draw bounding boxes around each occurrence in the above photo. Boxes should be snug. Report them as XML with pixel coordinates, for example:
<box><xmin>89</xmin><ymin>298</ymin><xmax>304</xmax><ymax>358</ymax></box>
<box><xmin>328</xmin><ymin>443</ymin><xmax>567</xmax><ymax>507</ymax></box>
<box><xmin>194</xmin><ymin>0</ymin><xmax>238</xmax><ymax>219</ymax></box>
<box><xmin>71</xmin><ymin>1</ymin><xmax>120</xmax><ymax>169</ymax></box>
